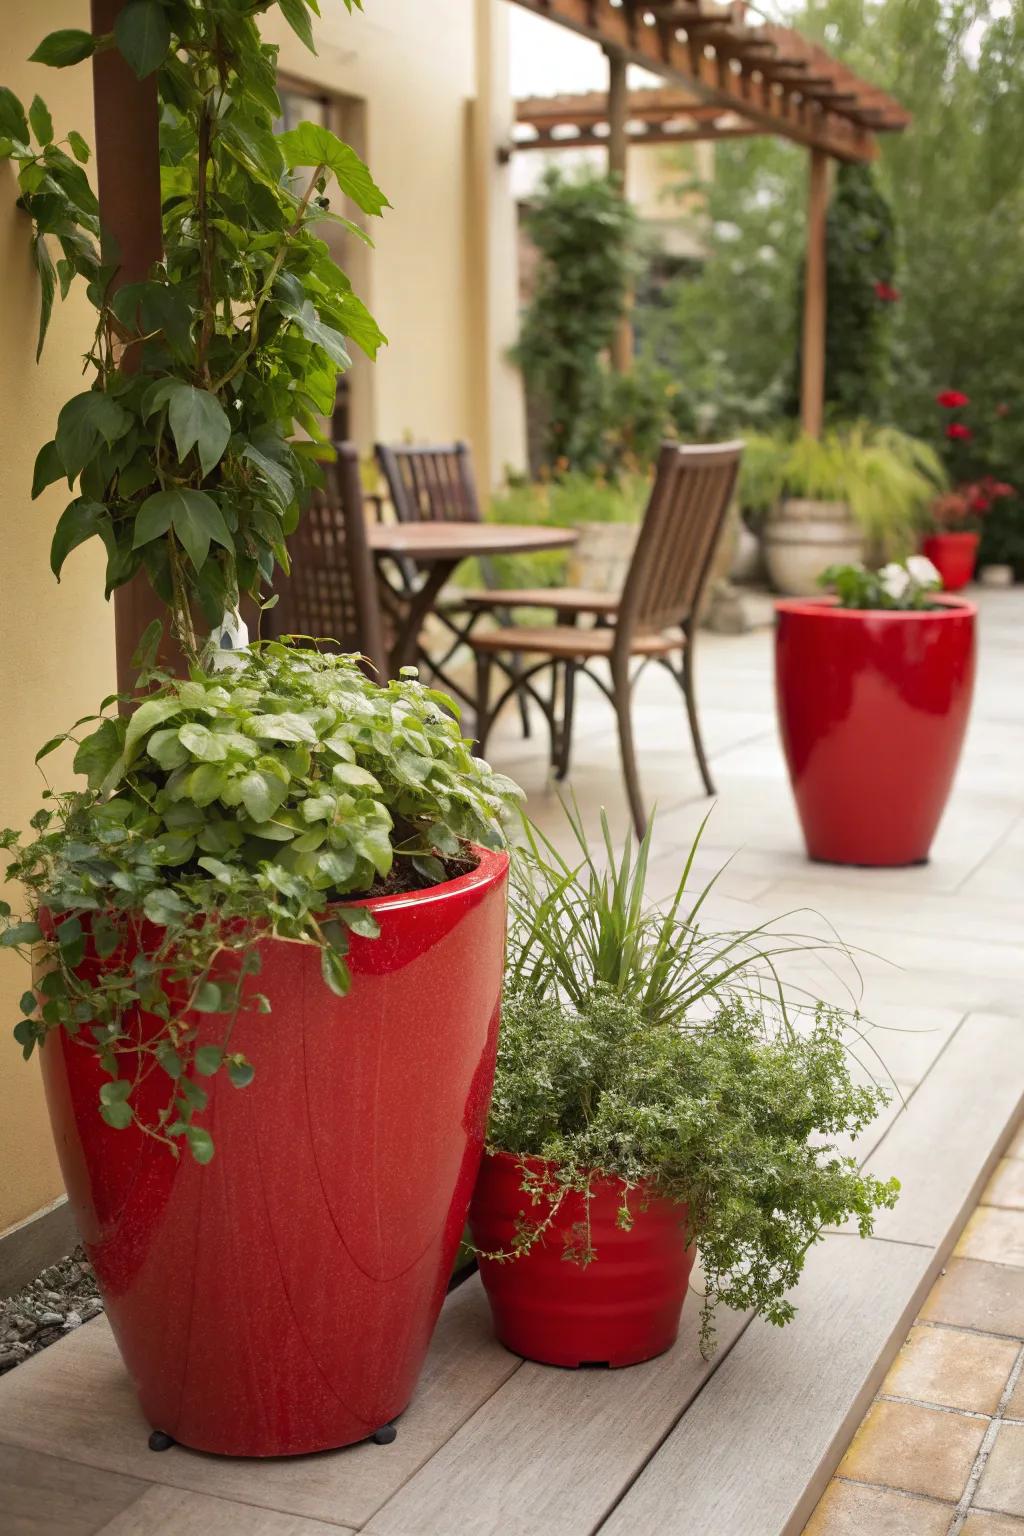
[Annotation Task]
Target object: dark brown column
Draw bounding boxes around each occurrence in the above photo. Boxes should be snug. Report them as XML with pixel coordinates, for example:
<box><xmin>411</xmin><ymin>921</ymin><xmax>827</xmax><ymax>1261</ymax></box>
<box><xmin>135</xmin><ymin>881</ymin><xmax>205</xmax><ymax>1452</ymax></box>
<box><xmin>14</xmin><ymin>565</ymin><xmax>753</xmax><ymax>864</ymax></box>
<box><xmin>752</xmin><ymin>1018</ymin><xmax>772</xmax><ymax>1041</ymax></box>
<box><xmin>90</xmin><ymin>0</ymin><xmax>181</xmax><ymax>687</ymax></box>
<box><xmin>605</xmin><ymin>47</ymin><xmax>633</xmax><ymax>374</ymax></box>
<box><xmin>800</xmin><ymin>148</ymin><xmax>829</xmax><ymax>439</ymax></box>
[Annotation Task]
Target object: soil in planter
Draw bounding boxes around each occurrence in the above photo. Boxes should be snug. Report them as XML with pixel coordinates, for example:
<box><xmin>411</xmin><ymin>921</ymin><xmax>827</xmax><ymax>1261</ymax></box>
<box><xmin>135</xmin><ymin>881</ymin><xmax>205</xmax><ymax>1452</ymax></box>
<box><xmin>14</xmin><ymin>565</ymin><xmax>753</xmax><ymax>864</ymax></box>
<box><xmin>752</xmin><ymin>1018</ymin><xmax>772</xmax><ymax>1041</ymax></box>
<box><xmin>0</xmin><ymin>1247</ymin><xmax>103</xmax><ymax>1376</ymax></box>
<box><xmin>360</xmin><ymin>849</ymin><xmax>478</xmax><ymax>899</ymax></box>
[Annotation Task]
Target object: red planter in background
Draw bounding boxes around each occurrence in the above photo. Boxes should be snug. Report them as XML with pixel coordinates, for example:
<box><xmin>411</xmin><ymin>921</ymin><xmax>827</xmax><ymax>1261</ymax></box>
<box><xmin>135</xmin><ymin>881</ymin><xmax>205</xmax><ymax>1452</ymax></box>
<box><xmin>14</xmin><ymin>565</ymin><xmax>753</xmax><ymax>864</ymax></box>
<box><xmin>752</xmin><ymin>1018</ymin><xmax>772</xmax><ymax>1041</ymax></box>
<box><xmin>41</xmin><ymin>848</ymin><xmax>508</xmax><ymax>1458</ymax></box>
<box><xmin>469</xmin><ymin>1151</ymin><xmax>694</xmax><ymax>1368</ymax></box>
<box><xmin>922</xmin><ymin>531</ymin><xmax>980</xmax><ymax>592</ymax></box>
<box><xmin>775</xmin><ymin>598</ymin><xmax>976</xmax><ymax>866</ymax></box>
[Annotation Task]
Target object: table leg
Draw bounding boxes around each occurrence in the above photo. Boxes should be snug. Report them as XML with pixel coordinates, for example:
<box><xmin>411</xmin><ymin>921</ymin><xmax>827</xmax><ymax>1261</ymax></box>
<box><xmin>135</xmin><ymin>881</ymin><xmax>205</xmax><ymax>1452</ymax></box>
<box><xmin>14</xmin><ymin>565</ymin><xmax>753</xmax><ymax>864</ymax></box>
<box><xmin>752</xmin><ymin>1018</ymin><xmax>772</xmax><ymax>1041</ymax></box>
<box><xmin>379</xmin><ymin>559</ymin><xmax>458</xmax><ymax>674</ymax></box>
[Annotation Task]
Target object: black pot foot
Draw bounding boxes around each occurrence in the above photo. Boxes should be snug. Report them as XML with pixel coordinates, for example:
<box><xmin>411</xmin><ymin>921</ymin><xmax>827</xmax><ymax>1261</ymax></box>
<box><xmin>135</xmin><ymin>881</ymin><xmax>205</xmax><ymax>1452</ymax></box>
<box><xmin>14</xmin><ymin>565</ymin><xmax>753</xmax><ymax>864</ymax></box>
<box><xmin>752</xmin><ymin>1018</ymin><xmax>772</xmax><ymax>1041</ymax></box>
<box><xmin>372</xmin><ymin>1423</ymin><xmax>398</xmax><ymax>1446</ymax></box>
<box><xmin>148</xmin><ymin>1430</ymin><xmax>176</xmax><ymax>1452</ymax></box>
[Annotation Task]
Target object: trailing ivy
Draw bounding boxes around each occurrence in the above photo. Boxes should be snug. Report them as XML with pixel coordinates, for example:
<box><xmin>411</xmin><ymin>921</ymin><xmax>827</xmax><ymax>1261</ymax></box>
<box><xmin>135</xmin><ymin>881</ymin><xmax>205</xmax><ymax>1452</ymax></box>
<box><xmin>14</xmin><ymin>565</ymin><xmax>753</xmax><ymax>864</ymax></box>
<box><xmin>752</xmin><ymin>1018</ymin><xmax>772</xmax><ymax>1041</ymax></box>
<box><xmin>1</xmin><ymin>646</ymin><xmax>520</xmax><ymax>1159</ymax></box>
<box><xmin>1</xmin><ymin>0</ymin><xmax>386</xmax><ymax>657</ymax></box>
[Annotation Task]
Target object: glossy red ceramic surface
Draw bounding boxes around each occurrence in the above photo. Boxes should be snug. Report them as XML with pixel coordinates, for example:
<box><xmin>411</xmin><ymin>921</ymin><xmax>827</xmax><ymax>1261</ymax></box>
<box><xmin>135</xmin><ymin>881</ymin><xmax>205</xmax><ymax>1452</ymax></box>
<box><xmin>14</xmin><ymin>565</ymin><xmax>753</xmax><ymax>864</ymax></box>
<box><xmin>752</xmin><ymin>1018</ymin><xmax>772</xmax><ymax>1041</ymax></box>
<box><xmin>922</xmin><ymin>532</ymin><xmax>980</xmax><ymax>593</ymax></box>
<box><xmin>41</xmin><ymin>848</ymin><xmax>508</xmax><ymax>1457</ymax></box>
<box><xmin>775</xmin><ymin>598</ymin><xmax>976</xmax><ymax>866</ymax></box>
<box><xmin>469</xmin><ymin>1152</ymin><xmax>695</xmax><ymax>1368</ymax></box>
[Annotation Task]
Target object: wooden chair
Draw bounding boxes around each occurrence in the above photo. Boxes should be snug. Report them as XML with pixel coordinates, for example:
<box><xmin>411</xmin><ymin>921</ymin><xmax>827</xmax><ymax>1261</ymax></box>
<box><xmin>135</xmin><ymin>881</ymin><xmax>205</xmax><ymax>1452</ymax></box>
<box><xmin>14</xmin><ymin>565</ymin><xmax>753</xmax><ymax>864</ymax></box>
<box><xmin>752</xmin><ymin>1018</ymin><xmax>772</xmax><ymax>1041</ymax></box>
<box><xmin>263</xmin><ymin>441</ymin><xmax>389</xmax><ymax>678</ymax></box>
<box><xmin>374</xmin><ymin>439</ymin><xmax>530</xmax><ymax>731</ymax></box>
<box><xmin>471</xmin><ymin>441</ymin><xmax>743</xmax><ymax>838</ymax></box>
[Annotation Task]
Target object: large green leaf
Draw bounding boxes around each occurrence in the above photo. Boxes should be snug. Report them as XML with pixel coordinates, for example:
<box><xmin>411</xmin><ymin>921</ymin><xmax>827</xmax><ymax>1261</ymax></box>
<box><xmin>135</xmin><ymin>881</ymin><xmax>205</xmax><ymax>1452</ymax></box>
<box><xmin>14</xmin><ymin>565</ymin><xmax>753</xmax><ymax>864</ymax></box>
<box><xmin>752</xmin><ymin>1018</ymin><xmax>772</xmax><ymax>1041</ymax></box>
<box><xmin>29</xmin><ymin>31</ymin><xmax>96</xmax><ymax>68</ymax></box>
<box><xmin>284</xmin><ymin>300</ymin><xmax>350</xmax><ymax>369</ymax></box>
<box><xmin>32</xmin><ymin>234</ymin><xmax>56</xmax><ymax>360</ymax></box>
<box><xmin>55</xmin><ymin>392</ymin><xmax>132</xmax><ymax>480</ymax></box>
<box><xmin>124</xmin><ymin>696</ymin><xmax>182</xmax><ymax>763</ymax></box>
<box><xmin>114</xmin><ymin>0</ymin><xmax>171</xmax><ymax>78</ymax></box>
<box><xmin>278</xmin><ymin>0</ymin><xmax>317</xmax><ymax>53</ymax></box>
<box><xmin>166</xmin><ymin>384</ymin><xmax>231</xmax><ymax>477</ymax></box>
<box><xmin>0</xmin><ymin>89</ymin><xmax>28</xmax><ymax>146</ymax></box>
<box><xmin>278</xmin><ymin>121</ymin><xmax>389</xmax><ymax>217</ymax></box>
<box><xmin>50</xmin><ymin>500</ymin><xmax>111</xmax><ymax>578</ymax></box>
<box><xmin>28</xmin><ymin>96</ymin><xmax>53</xmax><ymax>148</ymax></box>
<box><xmin>133</xmin><ymin>488</ymin><xmax>232</xmax><ymax>570</ymax></box>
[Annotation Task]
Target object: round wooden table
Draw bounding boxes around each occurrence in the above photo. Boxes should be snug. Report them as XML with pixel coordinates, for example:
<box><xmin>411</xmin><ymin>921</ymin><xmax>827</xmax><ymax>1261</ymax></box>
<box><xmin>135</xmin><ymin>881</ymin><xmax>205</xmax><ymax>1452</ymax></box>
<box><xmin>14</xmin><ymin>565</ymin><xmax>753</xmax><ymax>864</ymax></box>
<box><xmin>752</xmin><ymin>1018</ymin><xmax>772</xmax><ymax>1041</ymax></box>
<box><xmin>367</xmin><ymin>521</ymin><xmax>578</xmax><ymax>672</ymax></box>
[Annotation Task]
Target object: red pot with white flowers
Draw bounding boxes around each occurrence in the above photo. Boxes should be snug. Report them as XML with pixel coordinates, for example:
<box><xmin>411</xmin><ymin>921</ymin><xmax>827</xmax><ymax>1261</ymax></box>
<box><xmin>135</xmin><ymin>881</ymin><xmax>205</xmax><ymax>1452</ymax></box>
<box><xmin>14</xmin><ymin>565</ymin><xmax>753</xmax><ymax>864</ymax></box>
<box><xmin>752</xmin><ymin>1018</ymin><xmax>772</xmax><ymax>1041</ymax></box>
<box><xmin>776</xmin><ymin>557</ymin><xmax>976</xmax><ymax>866</ymax></box>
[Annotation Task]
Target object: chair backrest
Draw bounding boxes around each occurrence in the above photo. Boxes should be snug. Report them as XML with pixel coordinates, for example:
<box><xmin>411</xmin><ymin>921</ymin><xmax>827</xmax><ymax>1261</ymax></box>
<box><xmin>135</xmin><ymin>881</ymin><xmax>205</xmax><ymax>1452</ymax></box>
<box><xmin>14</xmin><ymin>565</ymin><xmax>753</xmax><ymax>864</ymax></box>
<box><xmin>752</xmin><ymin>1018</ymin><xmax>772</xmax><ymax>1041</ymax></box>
<box><xmin>265</xmin><ymin>442</ymin><xmax>389</xmax><ymax>678</ymax></box>
<box><xmin>375</xmin><ymin>441</ymin><xmax>482</xmax><ymax>525</ymax></box>
<box><xmin>615</xmin><ymin>440</ymin><xmax>744</xmax><ymax>646</ymax></box>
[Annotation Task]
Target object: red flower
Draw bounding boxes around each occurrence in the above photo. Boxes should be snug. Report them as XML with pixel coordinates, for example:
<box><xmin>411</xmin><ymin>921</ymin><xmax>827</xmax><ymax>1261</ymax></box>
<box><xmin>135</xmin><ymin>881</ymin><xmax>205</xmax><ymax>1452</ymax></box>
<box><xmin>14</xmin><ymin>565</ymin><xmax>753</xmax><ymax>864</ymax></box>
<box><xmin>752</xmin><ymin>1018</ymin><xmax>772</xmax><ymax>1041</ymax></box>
<box><xmin>946</xmin><ymin>422</ymin><xmax>972</xmax><ymax>440</ymax></box>
<box><xmin>968</xmin><ymin>489</ymin><xmax>991</xmax><ymax>513</ymax></box>
<box><xmin>991</xmin><ymin>481</ymin><xmax>1015</xmax><ymax>498</ymax></box>
<box><xmin>937</xmin><ymin>390</ymin><xmax>970</xmax><ymax>409</ymax></box>
<box><xmin>873</xmin><ymin>280</ymin><xmax>900</xmax><ymax>302</ymax></box>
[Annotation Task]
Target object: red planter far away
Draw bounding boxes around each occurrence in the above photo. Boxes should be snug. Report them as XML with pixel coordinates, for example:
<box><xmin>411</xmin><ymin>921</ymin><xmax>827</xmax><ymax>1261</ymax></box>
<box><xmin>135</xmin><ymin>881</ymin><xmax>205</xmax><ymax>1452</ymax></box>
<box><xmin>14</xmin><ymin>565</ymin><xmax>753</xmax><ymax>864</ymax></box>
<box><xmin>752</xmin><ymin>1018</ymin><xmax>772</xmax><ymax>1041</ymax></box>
<box><xmin>922</xmin><ymin>531</ymin><xmax>980</xmax><ymax>592</ymax></box>
<box><xmin>775</xmin><ymin>598</ymin><xmax>976</xmax><ymax>866</ymax></box>
<box><xmin>469</xmin><ymin>1151</ymin><xmax>695</xmax><ymax>1368</ymax></box>
<box><xmin>41</xmin><ymin>848</ymin><xmax>508</xmax><ymax>1458</ymax></box>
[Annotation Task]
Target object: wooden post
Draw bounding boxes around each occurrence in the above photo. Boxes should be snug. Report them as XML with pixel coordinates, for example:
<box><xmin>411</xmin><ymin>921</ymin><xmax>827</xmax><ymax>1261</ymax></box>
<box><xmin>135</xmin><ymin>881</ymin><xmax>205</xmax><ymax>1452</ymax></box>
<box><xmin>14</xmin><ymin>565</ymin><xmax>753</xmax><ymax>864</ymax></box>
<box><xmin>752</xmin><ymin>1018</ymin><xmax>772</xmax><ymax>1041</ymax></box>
<box><xmin>90</xmin><ymin>0</ymin><xmax>178</xmax><ymax>689</ymax></box>
<box><xmin>606</xmin><ymin>48</ymin><xmax>633</xmax><ymax>374</ymax></box>
<box><xmin>800</xmin><ymin>147</ymin><xmax>829</xmax><ymax>439</ymax></box>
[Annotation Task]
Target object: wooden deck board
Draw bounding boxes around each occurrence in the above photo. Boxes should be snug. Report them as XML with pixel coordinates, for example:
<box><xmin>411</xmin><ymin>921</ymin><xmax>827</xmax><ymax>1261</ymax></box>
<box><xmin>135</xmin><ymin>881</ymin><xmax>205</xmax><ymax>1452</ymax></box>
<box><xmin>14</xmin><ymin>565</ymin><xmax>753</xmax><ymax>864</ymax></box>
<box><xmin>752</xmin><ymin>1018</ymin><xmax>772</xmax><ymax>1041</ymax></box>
<box><xmin>0</xmin><ymin>1277</ymin><xmax>519</xmax><ymax>1528</ymax></box>
<box><xmin>365</xmin><ymin>1269</ymin><xmax>749</xmax><ymax>1536</ymax></box>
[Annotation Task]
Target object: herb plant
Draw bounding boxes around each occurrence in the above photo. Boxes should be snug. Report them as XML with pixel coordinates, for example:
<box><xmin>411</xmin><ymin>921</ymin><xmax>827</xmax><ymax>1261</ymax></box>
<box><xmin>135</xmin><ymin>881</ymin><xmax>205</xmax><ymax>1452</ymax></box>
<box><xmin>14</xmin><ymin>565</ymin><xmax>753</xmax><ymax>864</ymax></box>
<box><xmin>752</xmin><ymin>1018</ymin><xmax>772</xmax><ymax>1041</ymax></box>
<box><xmin>485</xmin><ymin>805</ymin><xmax>899</xmax><ymax>1346</ymax></box>
<box><xmin>1</xmin><ymin>0</ymin><xmax>386</xmax><ymax>658</ymax></box>
<box><xmin>1</xmin><ymin>647</ymin><xmax>520</xmax><ymax>1161</ymax></box>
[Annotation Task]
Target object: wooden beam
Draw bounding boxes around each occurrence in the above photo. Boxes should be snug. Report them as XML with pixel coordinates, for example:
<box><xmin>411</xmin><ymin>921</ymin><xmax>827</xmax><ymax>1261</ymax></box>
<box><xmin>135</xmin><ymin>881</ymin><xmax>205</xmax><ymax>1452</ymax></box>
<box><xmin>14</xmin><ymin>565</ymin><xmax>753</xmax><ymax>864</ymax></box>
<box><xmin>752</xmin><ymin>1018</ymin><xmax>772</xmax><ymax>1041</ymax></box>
<box><xmin>606</xmin><ymin>48</ymin><xmax>633</xmax><ymax>373</ymax></box>
<box><xmin>511</xmin><ymin>123</ymin><xmax>761</xmax><ymax>148</ymax></box>
<box><xmin>800</xmin><ymin>147</ymin><xmax>828</xmax><ymax>439</ymax></box>
<box><xmin>90</xmin><ymin>0</ymin><xmax>180</xmax><ymax>689</ymax></box>
<box><xmin>505</xmin><ymin>0</ymin><xmax>889</xmax><ymax>160</ymax></box>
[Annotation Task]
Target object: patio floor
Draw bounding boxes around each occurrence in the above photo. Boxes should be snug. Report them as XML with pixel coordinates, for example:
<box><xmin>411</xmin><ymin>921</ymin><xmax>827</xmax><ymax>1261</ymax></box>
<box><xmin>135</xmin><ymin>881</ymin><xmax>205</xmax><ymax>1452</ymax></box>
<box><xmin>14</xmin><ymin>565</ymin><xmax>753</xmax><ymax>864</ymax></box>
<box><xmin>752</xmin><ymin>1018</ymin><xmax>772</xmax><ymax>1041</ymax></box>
<box><xmin>2</xmin><ymin>588</ymin><xmax>1023</xmax><ymax>1536</ymax></box>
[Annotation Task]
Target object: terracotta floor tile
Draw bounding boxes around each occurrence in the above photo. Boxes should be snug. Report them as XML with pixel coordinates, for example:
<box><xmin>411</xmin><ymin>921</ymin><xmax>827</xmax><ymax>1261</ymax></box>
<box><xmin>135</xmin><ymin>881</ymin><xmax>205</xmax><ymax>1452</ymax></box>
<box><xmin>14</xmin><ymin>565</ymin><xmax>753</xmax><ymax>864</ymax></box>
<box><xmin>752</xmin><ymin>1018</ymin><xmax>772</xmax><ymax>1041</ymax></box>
<box><xmin>986</xmin><ymin>1161</ymin><xmax>1024</xmax><ymax>1210</ymax></box>
<box><xmin>838</xmin><ymin>1398</ymin><xmax>987</xmax><ymax>1504</ymax></box>
<box><xmin>976</xmin><ymin>1421</ymin><xmax>1024</xmax><ymax>1517</ymax></box>
<box><xmin>1006</xmin><ymin>1374</ymin><xmax>1024</xmax><ymax>1422</ymax></box>
<box><xmin>920</xmin><ymin>1261</ymin><xmax>1024</xmax><ymax>1339</ymax></box>
<box><xmin>962</xmin><ymin>1513</ymin><xmax>1024</xmax><ymax>1535</ymax></box>
<box><xmin>883</xmin><ymin>1326</ymin><xmax>1019</xmax><ymax>1415</ymax></box>
<box><xmin>804</xmin><ymin>1480</ymin><xmax>952</xmax><ymax>1535</ymax></box>
<box><xmin>958</xmin><ymin>1210</ymin><xmax>1024</xmax><ymax>1269</ymax></box>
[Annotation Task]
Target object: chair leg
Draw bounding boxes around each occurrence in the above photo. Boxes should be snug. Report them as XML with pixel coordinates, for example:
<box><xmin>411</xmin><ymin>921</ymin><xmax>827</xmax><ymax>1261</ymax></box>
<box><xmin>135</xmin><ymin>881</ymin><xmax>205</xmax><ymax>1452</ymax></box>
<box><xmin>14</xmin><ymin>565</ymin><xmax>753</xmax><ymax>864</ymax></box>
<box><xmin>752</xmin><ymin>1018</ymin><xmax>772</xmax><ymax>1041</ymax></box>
<box><xmin>682</xmin><ymin>634</ymin><xmax>715</xmax><ymax>797</ymax></box>
<box><xmin>613</xmin><ymin>662</ymin><xmax>647</xmax><ymax>841</ymax></box>
<box><xmin>474</xmin><ymin>651</ymin><xmax>494</xmax><ymax>756</ymax></box>
<box><xmin>553</xmin><ymin>660</ymin><xmax>577</xmax><ymax>782</ymax></box>
<box><xmin>511</xmin><ymin>652</ymin><xmax>532</xmax><ymax>739</ymax></box>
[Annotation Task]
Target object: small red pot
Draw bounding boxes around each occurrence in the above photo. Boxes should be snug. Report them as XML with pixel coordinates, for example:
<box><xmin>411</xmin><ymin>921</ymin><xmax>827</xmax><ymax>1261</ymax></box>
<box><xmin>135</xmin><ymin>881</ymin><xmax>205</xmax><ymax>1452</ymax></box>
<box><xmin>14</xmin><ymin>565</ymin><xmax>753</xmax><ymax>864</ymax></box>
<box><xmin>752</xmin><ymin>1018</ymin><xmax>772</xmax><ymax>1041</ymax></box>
<box><xmin>41</xmin><ymin>848</ymin><xmax>508</xmax><ymax>1457</ymax></box>
<box><xmin>469</xmin><ymin>1151</ymin><xmax>694</xmax><ymax>1369</ymax></box>
<box><xmin>775</xmin><ymin>597</ymin><xmax>976</xmax><ymax>866</ymax></box>
<box><xmin>922</xmin><ymin>531</ymin><xmax>979</xmax><ymax>592</ymax></box>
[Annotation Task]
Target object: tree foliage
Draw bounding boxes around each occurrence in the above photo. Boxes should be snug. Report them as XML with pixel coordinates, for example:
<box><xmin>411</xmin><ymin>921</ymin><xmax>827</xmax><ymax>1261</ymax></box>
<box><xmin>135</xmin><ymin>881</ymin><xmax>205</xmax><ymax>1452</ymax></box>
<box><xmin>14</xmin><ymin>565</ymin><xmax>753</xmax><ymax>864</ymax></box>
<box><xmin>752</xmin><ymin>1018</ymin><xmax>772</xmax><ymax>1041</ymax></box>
<box><xmin>1</xmin><ymin>0</ymin><xmax>387</xmax><ymax>659</ymax></box>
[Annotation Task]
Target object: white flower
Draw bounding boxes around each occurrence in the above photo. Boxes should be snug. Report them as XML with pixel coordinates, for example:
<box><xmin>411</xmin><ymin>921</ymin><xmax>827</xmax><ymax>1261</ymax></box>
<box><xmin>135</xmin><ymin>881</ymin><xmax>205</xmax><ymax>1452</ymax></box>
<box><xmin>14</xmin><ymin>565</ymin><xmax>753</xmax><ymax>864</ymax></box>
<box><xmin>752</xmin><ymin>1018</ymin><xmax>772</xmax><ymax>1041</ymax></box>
<box><xmin>879</xmin><ymin>563</ymin><xmax>911</xmax><ymax>601</ymax></box>
<box><xmin>906</xmin><ymin>555</ymin><xmax>942</xmax><ymax>589</ymax></box>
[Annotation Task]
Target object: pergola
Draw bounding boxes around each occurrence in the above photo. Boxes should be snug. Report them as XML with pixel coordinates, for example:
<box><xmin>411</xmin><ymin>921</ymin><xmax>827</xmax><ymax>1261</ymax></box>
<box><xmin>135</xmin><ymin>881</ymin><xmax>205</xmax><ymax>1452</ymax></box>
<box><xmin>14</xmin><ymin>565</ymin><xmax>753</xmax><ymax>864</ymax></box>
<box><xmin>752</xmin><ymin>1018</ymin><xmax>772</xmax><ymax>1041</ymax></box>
<box><xmin>504</xmin><ymin>0</ymin><xmax>909</xmax><ymax>436</ymax></box>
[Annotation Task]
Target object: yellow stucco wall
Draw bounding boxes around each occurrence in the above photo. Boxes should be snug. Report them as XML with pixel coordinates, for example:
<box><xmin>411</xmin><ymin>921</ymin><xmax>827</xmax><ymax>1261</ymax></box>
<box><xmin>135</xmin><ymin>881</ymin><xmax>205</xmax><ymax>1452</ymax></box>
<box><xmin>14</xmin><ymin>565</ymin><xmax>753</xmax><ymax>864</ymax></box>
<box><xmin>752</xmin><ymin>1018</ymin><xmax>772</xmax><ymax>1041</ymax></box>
<box><xmin>0</xmin><ymin>2</ymin><xmax>116</xmax><ymax>1234</ymax></box>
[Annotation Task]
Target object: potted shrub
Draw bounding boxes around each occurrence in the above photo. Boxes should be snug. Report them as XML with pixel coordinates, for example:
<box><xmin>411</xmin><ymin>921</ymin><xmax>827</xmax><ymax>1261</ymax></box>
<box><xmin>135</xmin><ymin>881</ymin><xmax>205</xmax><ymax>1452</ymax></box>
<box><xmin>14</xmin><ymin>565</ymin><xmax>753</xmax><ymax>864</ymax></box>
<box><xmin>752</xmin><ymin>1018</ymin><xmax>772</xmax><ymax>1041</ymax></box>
<box><xmin>469</xmin><ymin>811</ymin><xmax>899</xmax><ymax>1365</ymax></box>
<box><xmin>0</xmin><ymin>3</ymin><xmax>519</xmax><ymax>1458</ymax></box>
<box><xmin>776</xmin><ymin>558</ymin><xmax>976</xmax><ymax>866</ymax></box>
<box><xmin>925</xmin><ymin>480</ymin><xmax>1013</xmax><ymax>591</ymax></box>
<box><xmin>929</xmin><ymin>392</ymin><xmax>1017</xmax><ymax>589</ymax></box>
<box><xmin>745</xmin><ymin>427</ymin><xmax>946</xmax><ymax>596</ymax></box>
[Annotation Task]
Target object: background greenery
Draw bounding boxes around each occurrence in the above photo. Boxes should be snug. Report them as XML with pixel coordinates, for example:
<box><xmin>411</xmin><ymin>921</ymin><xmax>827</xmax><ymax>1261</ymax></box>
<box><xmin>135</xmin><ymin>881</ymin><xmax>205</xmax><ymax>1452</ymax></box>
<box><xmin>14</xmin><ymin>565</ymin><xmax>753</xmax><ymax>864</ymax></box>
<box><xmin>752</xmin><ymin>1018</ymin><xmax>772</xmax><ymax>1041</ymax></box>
<box><xmin>656</xmin><ymin>0</ymin><xmax>1024</xmax><ymax>562</ymax></box>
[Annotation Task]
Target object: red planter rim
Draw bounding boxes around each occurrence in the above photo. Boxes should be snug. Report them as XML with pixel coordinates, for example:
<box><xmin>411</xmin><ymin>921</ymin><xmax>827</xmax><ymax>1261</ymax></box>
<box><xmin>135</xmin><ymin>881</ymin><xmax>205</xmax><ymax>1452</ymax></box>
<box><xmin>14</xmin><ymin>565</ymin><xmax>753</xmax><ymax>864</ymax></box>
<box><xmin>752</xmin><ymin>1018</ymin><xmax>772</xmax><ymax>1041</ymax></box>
<box><xmin>774</xmin><ymin>594</ymin><xmax>976</xmax><ymax>623</ymax></box>
<box><xmin>335</xmin><ymin>843</ymin><xmax>508</xmax><ymax>914</ymax></box>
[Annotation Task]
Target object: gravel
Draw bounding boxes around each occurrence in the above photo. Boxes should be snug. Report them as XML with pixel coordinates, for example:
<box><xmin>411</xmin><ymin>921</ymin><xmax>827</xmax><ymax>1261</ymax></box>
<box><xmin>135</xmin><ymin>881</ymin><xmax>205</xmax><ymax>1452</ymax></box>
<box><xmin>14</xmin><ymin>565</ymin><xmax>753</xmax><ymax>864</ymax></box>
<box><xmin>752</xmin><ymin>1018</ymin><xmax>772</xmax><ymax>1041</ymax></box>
<box><xmin>0</xmin><ymin>1248</ymin><xmax>103</xmax><ymax>1376</ymax></box>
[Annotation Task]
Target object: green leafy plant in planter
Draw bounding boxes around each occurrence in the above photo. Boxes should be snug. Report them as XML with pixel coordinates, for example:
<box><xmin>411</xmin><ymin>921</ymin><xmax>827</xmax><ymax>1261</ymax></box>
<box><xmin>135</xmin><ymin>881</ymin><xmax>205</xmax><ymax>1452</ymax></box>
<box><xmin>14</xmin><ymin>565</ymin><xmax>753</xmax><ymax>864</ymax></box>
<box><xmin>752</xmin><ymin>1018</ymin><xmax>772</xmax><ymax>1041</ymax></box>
<box><xmin>1</xmin><ymin>647</ymin><xmax>519</xmax><ymax>1158</ymax></box>
<box><xmin>820</xmin><ymin>556</ymin><xmax>943</xmax><ymax>610</ymax></box>
<box><xmin>472</xmin><ymin>808</ymin><xmax>899</xmax><ymax>1352</ymax></box>
<box><xmin>0</xmin><ymin>0</ymin><xmax>521</xmax><ymax>1162</ymax></box>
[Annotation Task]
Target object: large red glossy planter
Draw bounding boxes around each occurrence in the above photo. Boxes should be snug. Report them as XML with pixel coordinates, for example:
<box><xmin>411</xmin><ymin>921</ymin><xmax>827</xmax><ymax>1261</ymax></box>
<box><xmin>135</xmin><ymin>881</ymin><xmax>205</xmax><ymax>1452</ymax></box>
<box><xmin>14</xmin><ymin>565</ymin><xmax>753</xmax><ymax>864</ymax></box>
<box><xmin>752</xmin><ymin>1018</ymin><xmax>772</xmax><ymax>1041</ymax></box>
<box><xmin>923</xmin><ymin>531</ymin><xmax>979</xmax><ymax>592</ymax></box>
<box><xmin>41</xmin><ymin>848</ymin><xmax>508</xmax><ymax>1457</ymax></box>
<box><xmin>469</xmin><ymin>1152</ymin><xmax>694</xmax><ymax>1368</ymax></box>
<box><xmin>775</xmin><ymin>598</ymin><xmax>976</xmax><ymax>866</ymax></box>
